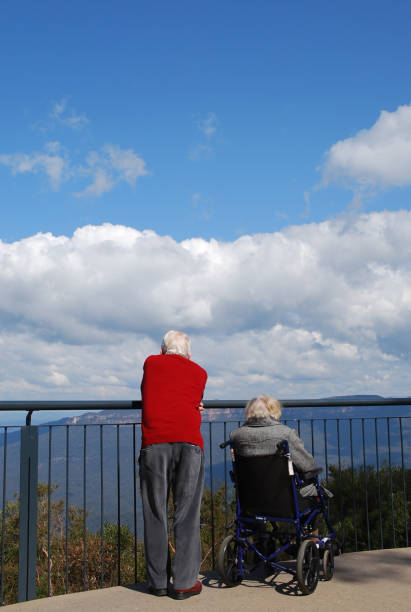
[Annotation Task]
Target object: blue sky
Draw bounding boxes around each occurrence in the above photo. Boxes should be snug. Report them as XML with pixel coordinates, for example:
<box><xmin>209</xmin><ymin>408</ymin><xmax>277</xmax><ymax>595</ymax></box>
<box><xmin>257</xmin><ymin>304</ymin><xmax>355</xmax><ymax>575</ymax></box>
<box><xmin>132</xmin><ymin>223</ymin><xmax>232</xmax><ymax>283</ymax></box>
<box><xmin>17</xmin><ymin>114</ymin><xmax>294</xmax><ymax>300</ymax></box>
<box><xmin>1</xmin><ymin>1</ymin><xmax>411</xmax><ymax>424</ymax></box>
<box><xmin>1</xmin><ymin>0</ymin><xmax>411</xmax><ymax>241</ymax></box>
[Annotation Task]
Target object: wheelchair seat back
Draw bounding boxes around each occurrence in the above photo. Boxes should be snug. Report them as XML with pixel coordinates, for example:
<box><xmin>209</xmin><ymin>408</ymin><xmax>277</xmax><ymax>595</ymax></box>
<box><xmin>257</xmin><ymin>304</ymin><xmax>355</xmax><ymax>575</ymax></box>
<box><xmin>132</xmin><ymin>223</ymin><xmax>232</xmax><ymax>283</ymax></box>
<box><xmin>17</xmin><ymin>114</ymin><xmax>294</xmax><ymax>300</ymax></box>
<box><xmin>234</xmin><ymin>452</ymin><xmax>296</xmax><ymax>519</ymax></box>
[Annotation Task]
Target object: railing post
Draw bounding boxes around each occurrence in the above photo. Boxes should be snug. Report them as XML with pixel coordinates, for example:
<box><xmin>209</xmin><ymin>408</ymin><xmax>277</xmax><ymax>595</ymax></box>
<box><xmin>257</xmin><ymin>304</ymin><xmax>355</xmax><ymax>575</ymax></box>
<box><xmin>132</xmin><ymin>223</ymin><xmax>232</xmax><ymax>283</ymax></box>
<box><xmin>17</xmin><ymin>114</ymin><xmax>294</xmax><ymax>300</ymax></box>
<box><xmin>18</xmin><ymin>425</ymin><xmax>38</xmax><ymax>602</ymax></box>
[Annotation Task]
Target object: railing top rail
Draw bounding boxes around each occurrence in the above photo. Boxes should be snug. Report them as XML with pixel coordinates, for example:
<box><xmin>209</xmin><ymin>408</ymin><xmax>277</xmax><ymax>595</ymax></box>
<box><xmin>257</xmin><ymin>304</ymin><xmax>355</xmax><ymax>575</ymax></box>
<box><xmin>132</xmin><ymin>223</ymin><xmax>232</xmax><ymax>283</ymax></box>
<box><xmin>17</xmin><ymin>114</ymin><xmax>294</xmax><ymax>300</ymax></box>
<box><xmin>1</xmin><ymin>397</ymin><xmax>411</xmax><ymax>412</ymax></box>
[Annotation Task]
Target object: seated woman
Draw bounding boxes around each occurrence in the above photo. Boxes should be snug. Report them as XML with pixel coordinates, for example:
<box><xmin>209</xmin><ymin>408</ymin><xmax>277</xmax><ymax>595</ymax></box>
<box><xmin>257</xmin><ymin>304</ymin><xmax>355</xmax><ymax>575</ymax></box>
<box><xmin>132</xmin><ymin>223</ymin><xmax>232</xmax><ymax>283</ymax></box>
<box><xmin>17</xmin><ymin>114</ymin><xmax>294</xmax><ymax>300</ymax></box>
<box><xmin>230</xmin><ymin>395</ymin><xmax>329</xmax><ymax>536</ymax></box>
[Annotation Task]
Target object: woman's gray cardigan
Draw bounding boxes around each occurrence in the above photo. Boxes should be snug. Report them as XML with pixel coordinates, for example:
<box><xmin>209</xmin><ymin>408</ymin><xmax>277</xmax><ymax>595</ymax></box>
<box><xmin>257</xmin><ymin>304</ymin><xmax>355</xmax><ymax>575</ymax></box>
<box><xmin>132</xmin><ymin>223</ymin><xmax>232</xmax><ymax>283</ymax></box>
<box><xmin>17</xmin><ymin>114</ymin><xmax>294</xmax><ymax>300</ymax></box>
<box><xmin>229</xmin><ymin>416</ymin><xmax>320</xmax><ymax>497</ymax></box>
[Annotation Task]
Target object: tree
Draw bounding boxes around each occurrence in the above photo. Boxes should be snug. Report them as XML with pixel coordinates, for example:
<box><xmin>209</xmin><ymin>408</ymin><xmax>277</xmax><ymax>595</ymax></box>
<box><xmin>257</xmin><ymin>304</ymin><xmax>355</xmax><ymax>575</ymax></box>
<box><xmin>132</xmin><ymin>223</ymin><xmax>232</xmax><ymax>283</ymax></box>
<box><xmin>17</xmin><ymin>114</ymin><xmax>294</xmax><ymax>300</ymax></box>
<box><xmin>200</xmin><ymin>483</ymin><xmax>235</xmax><ymax>571</ymax></box>
<box><xmin>0</xmin><ymin>483</ymin><xmax>146</xmax><ymax>605</ymax></box>
<box><xmin>326</xmin><ymin>464</ymin><xmax>411</xmax><ymax>551</ymax></box>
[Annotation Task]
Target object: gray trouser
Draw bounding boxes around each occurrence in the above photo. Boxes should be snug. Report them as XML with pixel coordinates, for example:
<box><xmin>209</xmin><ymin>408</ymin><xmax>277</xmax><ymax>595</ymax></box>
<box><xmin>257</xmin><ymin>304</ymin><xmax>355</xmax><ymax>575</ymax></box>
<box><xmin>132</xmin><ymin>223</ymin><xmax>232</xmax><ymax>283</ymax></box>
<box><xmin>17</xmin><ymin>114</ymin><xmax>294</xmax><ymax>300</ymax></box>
<box><xmin>139</xmin><ymin>442</ymin><xmax>204</xmax><ymax>590</ymax></box>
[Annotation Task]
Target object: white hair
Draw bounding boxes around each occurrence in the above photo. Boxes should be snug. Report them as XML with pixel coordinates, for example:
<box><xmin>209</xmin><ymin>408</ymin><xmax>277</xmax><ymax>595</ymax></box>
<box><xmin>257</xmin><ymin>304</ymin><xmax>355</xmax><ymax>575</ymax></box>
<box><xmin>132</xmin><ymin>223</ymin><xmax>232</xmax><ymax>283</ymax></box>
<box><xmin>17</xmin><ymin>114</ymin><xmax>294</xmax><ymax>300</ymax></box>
<box><xmin>161</xmin><ymin>330</ymin><xmax>191</xmax><ymax>358</ymax></box>
<box><xmin>245</xmin><ymin>395</ymin><xmax>282</xmax><ymax>421</ymax></box>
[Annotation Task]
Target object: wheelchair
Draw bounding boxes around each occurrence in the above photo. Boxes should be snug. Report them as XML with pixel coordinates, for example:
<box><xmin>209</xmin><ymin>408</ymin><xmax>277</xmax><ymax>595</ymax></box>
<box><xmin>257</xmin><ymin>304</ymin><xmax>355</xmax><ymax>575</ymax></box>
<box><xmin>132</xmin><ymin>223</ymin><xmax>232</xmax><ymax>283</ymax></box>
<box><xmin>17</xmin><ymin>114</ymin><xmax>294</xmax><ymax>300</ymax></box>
<box><xmin>217</xmin><ymin>439</ymin><xmax>340</xmax><ymax>595</ymax></box>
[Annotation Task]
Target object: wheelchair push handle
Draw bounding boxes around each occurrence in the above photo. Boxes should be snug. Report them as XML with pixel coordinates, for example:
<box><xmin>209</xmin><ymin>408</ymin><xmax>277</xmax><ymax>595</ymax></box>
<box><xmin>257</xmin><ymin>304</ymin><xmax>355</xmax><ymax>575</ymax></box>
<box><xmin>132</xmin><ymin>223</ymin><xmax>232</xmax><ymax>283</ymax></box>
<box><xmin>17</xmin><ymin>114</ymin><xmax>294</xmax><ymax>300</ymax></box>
<box><xmin>276</xmin><ymin>440</ymin><xmax>290</xmax><ymax>454</ymax></box>
<box><xmin>220</xmin><ymin>440</ymin><xmax>232</xmax><ymax>449</ymax></box>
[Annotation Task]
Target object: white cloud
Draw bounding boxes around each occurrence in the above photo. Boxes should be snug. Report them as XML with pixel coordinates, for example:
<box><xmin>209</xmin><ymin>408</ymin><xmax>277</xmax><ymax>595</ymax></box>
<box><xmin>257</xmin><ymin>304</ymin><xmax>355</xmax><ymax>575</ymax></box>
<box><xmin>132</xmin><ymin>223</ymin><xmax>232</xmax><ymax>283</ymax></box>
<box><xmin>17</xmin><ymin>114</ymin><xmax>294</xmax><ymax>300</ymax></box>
<box><xmin>103</xmin><ymin>144</ymin><xmax>148</xmax><ymax>185</ymax></box>
<box><xmin>47</xmin><ymin>370</ymin><xmax>70</xmax><ymax>386</ymax></box>
<box><xmin>321</xmin><ymin>104</ymin><xmax>411</xmax><ymax>188</ymax></box>
<box><xmin>191</xmin><ymin>192</ymin><xmax>213</xmax><ymax>220</ymax></box>
<box><xmin>75</xmin><ymin>168</ymin><xmax>114</xmax><ymax>197</ymax></box>
<box><xmin>197</xmin><ymin>112</ymin><xmax>218</xmax><ymax>138</ymax></box>
<box><xmin>0</xmin><ymin>143</ymin><xmax>67</xmax><ymax>189</ymax></box>
<box><xmin>190</xmin><ymin>112</ymin><xmax>218</xmax><ymax>160</ymax></box>
<box><xmin>1</xmin><ymin>102</ymin><xmax>147</xmax><ymax>197</ymax></box>
<box><xmin>49</xmin><ymin>98</ymin><xmax>89</xmax><ymax>130</ymax></box>
<box><xmin>0</xmin><ymin>142</ymin><xmax>149</xmax><ymax>196</ymax></box>
<box><xmin>1</xmin><ymin>210</ymin><xmax>411</xmax><ymax>399</ymax></box>
<box><xmin>189</xmin><ymin>144</ymin><xmax>213</xmax><ymax>160</ymax></box>
<box><xmin>74</xmin><ymin>144</ymin><xmax>149</xmax><ymax>197</ymax></box>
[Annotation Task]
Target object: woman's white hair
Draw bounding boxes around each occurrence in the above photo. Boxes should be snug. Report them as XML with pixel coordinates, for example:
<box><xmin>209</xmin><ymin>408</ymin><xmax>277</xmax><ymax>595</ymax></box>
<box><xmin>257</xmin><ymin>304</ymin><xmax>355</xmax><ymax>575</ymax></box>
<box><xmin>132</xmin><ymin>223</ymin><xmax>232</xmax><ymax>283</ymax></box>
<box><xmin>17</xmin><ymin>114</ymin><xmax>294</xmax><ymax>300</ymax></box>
<box><xmin>245</xmin><ymin>395</ymin><xmax>282</xmax><ymax>421</ymax></box>
<box><xmin>161</xmin><ymin>330</ymin><xmax>191</xmax><ymax>358</ymax></box>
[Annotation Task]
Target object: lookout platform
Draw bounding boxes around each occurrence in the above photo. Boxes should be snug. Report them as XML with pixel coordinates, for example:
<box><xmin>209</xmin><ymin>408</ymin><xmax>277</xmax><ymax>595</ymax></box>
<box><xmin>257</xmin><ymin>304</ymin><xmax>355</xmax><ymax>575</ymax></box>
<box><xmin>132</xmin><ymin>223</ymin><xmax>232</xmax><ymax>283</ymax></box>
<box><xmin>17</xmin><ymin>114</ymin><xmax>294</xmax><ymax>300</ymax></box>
<box><xmin>6</xmin><ymin>548</ymin><xmax>411</xmax><ymax>612</ymax></box>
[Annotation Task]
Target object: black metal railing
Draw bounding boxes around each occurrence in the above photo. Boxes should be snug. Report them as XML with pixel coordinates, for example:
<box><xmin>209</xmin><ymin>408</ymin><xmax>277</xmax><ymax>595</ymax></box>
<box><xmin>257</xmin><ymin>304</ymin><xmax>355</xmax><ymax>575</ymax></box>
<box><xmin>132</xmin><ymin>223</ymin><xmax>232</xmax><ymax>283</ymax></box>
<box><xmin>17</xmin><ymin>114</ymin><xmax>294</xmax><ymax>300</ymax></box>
<box><xmin>0</xmin><ymin>398</ymin><xmax>410</xmax><ymax>605</ymax></box>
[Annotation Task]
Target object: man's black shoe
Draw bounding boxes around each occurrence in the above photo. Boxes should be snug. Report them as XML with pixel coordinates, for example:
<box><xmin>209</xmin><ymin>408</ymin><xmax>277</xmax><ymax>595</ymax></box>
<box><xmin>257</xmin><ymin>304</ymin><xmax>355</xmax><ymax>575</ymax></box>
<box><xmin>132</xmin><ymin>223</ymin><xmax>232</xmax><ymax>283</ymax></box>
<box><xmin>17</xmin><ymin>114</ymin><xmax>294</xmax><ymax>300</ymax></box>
<box><xmin>148</xmin><ymin>586</ymin><xmax>168</xmax><ymax>597</ymax></box>
<box><xmin>173</xmin><ymin>580</ymin><xmax>202</xmax><ymax>600</ymax></box>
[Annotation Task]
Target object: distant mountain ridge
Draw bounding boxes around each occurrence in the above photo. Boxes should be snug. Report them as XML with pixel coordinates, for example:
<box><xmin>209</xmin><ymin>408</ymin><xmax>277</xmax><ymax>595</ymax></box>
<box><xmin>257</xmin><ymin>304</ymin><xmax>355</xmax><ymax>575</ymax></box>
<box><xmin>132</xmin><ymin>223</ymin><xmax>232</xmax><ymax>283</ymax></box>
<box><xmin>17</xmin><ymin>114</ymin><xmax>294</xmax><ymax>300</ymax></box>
<box><xmin>30</xmin><ymin>394</ymin><xmax>411</xmax><ymax>428</ymax></box>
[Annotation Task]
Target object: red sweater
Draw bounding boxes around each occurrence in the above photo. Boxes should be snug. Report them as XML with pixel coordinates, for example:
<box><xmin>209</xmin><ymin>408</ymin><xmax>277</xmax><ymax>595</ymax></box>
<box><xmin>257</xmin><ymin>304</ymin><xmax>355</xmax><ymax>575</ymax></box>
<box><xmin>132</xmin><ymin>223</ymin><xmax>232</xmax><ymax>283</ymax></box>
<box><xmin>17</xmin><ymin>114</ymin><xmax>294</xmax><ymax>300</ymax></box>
<box><xmin>141</xmin><ymin>354</ymin><xmax>208</xmax><ymax>450</ymax></box>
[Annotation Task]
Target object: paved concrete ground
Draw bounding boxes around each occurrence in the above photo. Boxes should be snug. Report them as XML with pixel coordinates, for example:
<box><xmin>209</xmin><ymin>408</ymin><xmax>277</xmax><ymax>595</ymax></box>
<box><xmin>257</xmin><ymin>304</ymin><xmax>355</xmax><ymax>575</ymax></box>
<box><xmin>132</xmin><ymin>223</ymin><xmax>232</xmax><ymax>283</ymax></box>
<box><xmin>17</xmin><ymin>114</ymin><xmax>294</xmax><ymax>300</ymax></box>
<box><xmin>6</xmin><ymin>548</ymin><xmax>411</xmax><ymax>612</ymax></box>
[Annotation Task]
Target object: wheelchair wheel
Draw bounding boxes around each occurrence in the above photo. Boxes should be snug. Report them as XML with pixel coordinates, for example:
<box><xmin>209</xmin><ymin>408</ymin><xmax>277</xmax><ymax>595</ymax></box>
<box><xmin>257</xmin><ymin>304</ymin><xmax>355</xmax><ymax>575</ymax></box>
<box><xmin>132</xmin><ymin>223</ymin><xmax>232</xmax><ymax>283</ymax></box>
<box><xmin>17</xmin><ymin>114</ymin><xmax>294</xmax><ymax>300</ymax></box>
<box><xmin>217</xmin><ymin>535</ymin><xmax>243</xmax><ymax>587</ymax></box>
<box><xmin>296</xmin><ymin>540</ymin><xmax>319</xmax><ymax>595</ymax></box>
<box><xmin>322</xmin><ymin>546</ymin><xmax>334</xmax><ymax>580</ymax></box>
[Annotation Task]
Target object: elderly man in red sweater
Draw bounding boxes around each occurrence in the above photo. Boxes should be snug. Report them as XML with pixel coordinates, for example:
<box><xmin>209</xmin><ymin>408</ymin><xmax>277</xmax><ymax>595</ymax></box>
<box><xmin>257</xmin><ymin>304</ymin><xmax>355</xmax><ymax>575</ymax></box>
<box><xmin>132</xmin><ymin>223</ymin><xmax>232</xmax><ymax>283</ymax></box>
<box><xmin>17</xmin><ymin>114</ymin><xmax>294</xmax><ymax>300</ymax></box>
<box><xmin>139</xmin><ymin>330</ymin><xmax>207</xmax><ymax>600</ymax></box>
